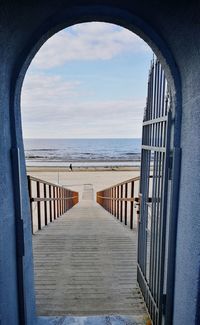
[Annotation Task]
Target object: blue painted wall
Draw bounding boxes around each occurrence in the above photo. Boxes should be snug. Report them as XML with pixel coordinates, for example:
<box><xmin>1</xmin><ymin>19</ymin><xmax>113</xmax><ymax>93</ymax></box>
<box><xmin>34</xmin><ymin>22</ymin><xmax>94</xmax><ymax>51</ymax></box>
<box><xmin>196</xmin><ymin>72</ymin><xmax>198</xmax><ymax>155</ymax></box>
<box><xmin>0</xmin><ymin>2</ymin><xmax>199</xmax><ymax>325</ymax></box>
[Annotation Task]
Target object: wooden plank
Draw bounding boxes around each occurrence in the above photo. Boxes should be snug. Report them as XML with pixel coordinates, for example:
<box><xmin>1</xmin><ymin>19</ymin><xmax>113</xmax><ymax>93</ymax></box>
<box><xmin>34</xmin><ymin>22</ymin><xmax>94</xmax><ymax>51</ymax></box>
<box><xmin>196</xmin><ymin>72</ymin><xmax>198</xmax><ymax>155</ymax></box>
<box><xmin>33</xmin><ymin>199</ymin><xmax>147</xmax><ymax>317</ymax></box>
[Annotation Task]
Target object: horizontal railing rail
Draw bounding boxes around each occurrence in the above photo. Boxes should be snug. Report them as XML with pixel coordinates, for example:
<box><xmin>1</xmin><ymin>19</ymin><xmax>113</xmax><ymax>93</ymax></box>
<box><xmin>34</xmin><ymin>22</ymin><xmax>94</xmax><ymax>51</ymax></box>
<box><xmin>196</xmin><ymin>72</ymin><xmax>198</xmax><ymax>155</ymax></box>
<box><xmin>27</xmin><ymin>175</ymin><xmax>79</xmax><ymax>234</ymax></box>
<box><xmin>96</xmin><ymin>176</ymin><xmax>141</xmax><ymax>230</ymax></box>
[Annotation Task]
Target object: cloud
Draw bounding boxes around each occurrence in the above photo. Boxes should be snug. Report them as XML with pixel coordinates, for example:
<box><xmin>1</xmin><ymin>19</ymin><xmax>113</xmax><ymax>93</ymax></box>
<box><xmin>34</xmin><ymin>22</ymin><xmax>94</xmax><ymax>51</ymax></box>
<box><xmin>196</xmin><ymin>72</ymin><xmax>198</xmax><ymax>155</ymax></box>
<box><xmin>21</xmin><ymin>23</ymin><xmax>151</xmax><ymax>138</ymax></box>
<box><xmin>21</xmin><ymin>72</ymin><xmax>144</xmax><ymax>138</ymax></box>
<box><xmin>31</xmin><ymin>22</ymin><xmax>150</xmax><ymax>69</ymax></box>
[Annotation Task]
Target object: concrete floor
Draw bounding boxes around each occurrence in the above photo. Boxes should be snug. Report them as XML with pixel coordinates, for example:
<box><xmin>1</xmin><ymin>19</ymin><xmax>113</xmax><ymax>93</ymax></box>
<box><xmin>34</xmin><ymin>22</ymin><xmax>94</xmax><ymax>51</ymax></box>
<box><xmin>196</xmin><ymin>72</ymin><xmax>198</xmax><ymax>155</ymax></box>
<box><xmin>32</xmin><ymin>190</ymin><xmax>147</xmax><ymax>320</ymax></box>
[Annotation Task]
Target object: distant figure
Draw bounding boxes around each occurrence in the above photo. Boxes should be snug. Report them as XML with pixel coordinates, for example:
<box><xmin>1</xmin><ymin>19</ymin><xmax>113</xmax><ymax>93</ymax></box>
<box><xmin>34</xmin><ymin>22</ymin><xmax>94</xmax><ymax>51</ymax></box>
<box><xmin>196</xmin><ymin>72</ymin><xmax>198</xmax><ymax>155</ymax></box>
<box><xmin>69</xmin><ymin>163</ymin><xmax>73</xmax><ymax>171</ymax></box>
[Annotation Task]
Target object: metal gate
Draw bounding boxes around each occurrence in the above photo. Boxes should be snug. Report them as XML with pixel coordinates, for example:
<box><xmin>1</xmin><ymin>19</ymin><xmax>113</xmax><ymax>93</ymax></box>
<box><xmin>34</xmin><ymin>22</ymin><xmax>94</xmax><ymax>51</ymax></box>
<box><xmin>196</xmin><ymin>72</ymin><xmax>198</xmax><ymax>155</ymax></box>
<box><xmin>137</xmin><ymin>59</ymin><xmax>172</xmax><ymax>324</ymax></box>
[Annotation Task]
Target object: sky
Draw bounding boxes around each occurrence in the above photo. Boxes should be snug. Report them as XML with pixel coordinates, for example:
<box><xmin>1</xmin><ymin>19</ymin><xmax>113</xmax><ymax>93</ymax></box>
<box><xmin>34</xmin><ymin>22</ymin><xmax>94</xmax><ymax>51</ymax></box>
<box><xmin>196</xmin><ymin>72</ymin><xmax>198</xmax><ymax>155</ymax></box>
<box><xmin>21</xmin><ymin>22</ymin><xmax>152</xmax><ymax>139</ymax></box>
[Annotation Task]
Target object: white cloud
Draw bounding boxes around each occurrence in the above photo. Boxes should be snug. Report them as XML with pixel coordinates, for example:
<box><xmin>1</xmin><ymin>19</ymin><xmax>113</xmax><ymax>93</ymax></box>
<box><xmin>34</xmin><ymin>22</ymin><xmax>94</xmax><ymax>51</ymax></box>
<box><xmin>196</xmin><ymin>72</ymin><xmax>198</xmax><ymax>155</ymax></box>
<box><xmin>21</xmin><ymin>72</ymin><xmax>144</xmax><ymax>138</ymax></box>
<box><xmin>21</xmin><ymin>23</ymin><xmax>150</xmax><ymax>138</ymax></box>
<box><xmin>32</xmin><ymin>22</ymin><xmax>150</xmax><ymax>69</ymax></box>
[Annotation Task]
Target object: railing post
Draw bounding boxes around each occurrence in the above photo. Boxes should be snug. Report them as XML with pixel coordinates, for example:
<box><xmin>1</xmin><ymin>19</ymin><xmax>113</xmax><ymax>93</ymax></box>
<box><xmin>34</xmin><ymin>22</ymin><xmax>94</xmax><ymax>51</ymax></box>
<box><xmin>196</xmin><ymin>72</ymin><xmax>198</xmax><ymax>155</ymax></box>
<box><xmin>53</xmin><ymin>186</ymin><xmax>56</xmax><ymax>220</ymax></box>
<box><xmin>130</xmin><ymin>181</ymin><xmax>134</xmax><ymax>229</ymax></box>
<box><xmin>114</xmin><ymin>187</ymin><xmax>117</xmax><ymax>217</ymax></box>
<box><xmin>109</xmin><ymin>189</ymin><xmax>111</xmax><ymax>213</ymax></box>
<box><xmin>125</xmin><ymin>183</ymin><xmax>128</xmax><ymax>226</ymax></box>
<box><xmin>63</xmin><ymin>188</ymin><xmax>64</xmax><ymax>214</ymax></box>
<box><xmin>120</xmin><ymin>185</ymin><xmax>123</xmax><ymax>222</ymax></box>
<box><xmin>27</xmin><ymin>175</ymin><xmax>33</xmax><ymax>234</ymax></box>
<box><xmin>44</xmin><ymin>183</ymin><xmax>47</xmax><ymax>226</ymax></box>
<box><xmin>64</xmin><ymin>189</ymin><xmax>66</xmax><ymax>212</ymax></box>
<box><xmin>111</xmin><ymin>188</ymin><xmax>113</xmax><ymax>214</ymax></box>
<box><xmin>117</xmin><ymin>186</ymin><xmax>120</xmax><ymax>219</ymax></box>
<box><xmin>56</xmin><ymin>187</ymin><xmax>59</xmax><ymax>218</ymax></box>
<box><xmin>36</xmin><ymin>181</ymin><xmax>41</xmax><ymax>230</ymax></box>
<box><xmin>49</xmin><ymin>185</ymin><xmax>52</xmax><ymax>222</ymax></box>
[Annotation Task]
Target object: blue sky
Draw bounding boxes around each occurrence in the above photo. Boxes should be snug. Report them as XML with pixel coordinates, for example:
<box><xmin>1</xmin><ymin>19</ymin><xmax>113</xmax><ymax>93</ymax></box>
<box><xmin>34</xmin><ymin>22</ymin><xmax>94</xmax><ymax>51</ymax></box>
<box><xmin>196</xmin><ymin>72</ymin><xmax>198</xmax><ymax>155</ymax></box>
<box><xmin>21</xmin><ymin>22</ymin><xmax>152</xmax><ymax>138</ymax></box>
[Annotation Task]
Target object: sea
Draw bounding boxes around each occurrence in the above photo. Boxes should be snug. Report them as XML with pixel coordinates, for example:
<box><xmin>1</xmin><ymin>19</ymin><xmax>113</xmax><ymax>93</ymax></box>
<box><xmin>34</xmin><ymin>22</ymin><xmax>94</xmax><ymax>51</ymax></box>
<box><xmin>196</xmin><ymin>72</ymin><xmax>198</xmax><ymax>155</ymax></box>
<box><xmin>24</xmin><ymin>138</ymin><xmax>141</xmax><ymax>167</ymax></box>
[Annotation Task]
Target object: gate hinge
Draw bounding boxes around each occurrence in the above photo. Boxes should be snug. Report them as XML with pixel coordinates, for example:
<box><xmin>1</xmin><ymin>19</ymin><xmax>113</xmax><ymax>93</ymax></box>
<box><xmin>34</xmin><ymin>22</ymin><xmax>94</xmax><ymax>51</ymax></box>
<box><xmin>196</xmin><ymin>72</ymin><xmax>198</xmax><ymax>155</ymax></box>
<box><xmin>16</xmin><ymin>219</ymin><xmax>25</xmax><ymax>257</ymax></box>
<box><xmin>162</xmin><ymin>294</ymin><xmax>167</xmax><ymax>315</ymax></box>
<box><xmin>168</xmin><ymin>155</ymin><xmax>173</xmax><ymax>180</ymax></box>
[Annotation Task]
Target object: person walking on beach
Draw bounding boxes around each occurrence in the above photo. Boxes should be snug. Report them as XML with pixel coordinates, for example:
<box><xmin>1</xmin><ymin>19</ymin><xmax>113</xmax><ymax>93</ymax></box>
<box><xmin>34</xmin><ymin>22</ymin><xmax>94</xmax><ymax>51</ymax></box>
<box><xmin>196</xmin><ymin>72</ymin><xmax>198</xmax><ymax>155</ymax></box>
<box><xmin>69</xmin><ymin>163</ymin><xmax>73</xmax><ymax>171</ymax></box>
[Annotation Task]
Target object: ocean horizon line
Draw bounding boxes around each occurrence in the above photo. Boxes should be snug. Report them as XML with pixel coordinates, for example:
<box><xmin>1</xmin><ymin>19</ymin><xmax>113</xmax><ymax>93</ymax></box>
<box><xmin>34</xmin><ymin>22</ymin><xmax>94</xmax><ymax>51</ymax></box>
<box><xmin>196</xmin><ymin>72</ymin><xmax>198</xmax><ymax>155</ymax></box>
<box><xmin>24</xmin><ymin>137</ymin><xmax>142</xmax><ymax>140</ymax></box>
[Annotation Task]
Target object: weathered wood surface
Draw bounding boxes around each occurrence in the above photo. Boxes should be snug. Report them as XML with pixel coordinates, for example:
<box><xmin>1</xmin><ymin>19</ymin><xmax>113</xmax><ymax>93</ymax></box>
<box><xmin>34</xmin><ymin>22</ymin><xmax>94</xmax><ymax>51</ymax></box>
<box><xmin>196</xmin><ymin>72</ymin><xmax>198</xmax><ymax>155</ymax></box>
<box><xmin>33</xmin><ymin>192</ymin><xmax>147</xmax><ymax>317</ymax></box>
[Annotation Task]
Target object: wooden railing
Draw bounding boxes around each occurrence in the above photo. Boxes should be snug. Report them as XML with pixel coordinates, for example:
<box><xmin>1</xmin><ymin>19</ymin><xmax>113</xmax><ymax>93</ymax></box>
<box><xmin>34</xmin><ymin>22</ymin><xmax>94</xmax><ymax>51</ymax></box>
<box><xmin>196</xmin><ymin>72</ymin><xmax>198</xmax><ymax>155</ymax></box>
<box><xmin>27</xmin><ymin>176</ymin><xmax>79</xmax><ymax>234</ymax></box>
<box><xmin>96</xmin><ymin>176</ymin><xmax>140</xmax><ymax>229</ymax></box>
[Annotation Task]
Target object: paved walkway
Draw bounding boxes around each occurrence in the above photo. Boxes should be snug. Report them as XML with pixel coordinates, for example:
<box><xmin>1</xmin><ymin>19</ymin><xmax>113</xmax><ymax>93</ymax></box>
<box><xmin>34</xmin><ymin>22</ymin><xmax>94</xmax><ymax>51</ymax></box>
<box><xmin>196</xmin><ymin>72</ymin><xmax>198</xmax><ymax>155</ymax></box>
<box><xmin>33</xmin><ymin>189</ymin><xmax>147</xmax><ymax>319</ymax></box>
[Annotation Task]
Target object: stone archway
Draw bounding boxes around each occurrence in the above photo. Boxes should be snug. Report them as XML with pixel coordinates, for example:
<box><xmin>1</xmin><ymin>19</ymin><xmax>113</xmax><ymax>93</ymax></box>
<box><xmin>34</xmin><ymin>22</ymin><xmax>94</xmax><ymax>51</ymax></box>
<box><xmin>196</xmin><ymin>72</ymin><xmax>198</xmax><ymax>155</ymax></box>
<box><xmin>5</xmin><ymin>2</ymin><xmax>199</xmax><ymax>325</ymax></box>
<box><xmin>10</xmin><ymin>6</ymin><xmax>182</xmax><ymax>325</ymax></box>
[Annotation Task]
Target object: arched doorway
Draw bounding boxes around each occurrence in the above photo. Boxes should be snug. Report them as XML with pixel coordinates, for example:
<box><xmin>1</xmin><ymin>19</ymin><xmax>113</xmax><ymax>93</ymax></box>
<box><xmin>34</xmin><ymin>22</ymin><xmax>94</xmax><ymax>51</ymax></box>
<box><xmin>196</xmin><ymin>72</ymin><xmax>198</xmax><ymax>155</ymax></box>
<box><xmin>8</xmin><ymin>5</ymin><xmax>182</xmax><ymax>325</ymax></box>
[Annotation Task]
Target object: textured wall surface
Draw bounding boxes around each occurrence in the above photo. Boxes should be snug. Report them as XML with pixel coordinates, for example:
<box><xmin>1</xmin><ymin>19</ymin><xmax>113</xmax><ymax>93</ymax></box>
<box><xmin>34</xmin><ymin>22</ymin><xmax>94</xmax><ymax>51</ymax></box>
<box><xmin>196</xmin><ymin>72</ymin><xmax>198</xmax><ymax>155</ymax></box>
<box><xmin>0</xmin><ymin>1</ymin><xmax>199</xmax><ymax>325</ymax></box>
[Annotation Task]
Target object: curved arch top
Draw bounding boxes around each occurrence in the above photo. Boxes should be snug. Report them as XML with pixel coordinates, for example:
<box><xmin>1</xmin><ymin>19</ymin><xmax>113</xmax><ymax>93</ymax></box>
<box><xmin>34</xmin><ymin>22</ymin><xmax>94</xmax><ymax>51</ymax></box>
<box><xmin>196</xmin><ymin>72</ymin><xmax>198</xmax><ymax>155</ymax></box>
<box><xmin>15</xmin><ymin>4</ymin><xmax>181</xmax><ymax>97</ymax></box>
<box><xmin>11</xmin><ymin>4</ymin><xmax>181</xmax><ymax>148</ymax></box>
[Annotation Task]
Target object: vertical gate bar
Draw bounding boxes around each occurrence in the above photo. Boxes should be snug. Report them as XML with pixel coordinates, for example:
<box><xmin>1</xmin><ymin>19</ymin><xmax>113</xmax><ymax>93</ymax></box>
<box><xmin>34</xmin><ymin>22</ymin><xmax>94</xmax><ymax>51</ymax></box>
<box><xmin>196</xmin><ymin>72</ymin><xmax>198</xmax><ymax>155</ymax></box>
<box><xmin>153</xmin><ymin>150</ymin><xmax>162</xmax><ymax>303</ymax></box>
<box><xmin>153</xmin><ymin>61</ymin><xmax>157</xmax><ymax>120</ymax></box>
<box><xmin>145</xmin><ymin>148</ymin><xmax>151</xmax><ymax>281</ymax></box>
<box><xmin>158</xmin><ymin>109</ymin><xmax>172</xmax><ymax>323</ymax></box>
<box><xmin>155</xmin><ymin>60</ymin><xmax>159</xmax><ymax>119</ymax></box>
<box><xmin>150</xmin><ymin>62</ymin><xmax>154</xmax><ymax>120</ymax></box>
<box><xmin>149</xmin><ymin>153</ymin><xmax>158</xmax><ymax>295</ymax></box>
<box><xmin>36</xmin><ymin>181</ymin><xmax>41</xmax><ymax>230</ymax></box>
<box><xmin>152</xmin><ymin>124</ymin><xmax>160</xmax><ymax>299</ymax></box>
<box><xmin>138</xmin><ymin>148</ymin><xmax>144</xmax><ymax>266</ymax></box>
<box><xmin>142</xmin><ymin>147</ymin><xmax>147</xmax><ymax>274</ymax></box>
<box><xmin>154</xmin><ymin>91</ymin><xmax>163</xmax><ymax>303</ymax></box>
<box><xmin>44</xmin><ymin>183</ymin><xmax>47</xmax><ymax>226</ymax></box>
<box><xmin>161</xmin><ymin>73</ymin><xmax>166</xmax><ymax>117</ymax></box>
<box><xmin>149</xmin><ymin>67</ymin><xmax>159</xmax><ymax>293</ymax></box>
<box><xmin>158</xmin><ymin>64</ymin><xmax>163</xmax><ymax>118</ymax></box>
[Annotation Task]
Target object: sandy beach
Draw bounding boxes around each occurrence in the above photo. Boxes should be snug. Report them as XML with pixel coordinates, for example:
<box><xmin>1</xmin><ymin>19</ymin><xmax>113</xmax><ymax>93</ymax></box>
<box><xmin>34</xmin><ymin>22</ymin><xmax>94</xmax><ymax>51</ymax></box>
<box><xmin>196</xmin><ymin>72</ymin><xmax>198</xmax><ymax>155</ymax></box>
<box><xmin>27</xmin><ymin>166</ymin><xmax>140</xmax><ymax>200</ymax></box>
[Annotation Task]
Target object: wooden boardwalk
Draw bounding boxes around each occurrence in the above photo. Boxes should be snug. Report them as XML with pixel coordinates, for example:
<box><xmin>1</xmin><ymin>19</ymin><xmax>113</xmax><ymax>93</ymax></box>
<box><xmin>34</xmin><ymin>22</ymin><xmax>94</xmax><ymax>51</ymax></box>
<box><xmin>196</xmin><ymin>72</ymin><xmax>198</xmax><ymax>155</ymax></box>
<box><xmin>33</xmin><ymin>189</ymin><xmax>147</xmax><ymax>318</ymax></box>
